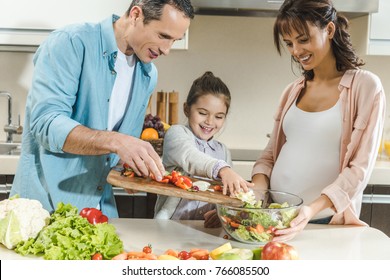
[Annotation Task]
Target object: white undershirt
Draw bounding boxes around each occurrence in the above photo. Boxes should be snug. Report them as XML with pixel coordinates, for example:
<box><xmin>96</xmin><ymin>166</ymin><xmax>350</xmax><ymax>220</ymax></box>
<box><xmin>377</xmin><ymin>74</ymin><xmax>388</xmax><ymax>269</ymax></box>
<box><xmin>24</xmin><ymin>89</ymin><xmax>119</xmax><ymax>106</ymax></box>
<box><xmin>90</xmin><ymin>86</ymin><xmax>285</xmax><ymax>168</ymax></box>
<box><xmin>107</xmin><ymin>51</ymin><xmax>136</xmax><ymax>131</ymax></box>
<box><xmin>270</xmin><ymin>99</ymin><xmax>342</xmax><ymax>219</ymax></box>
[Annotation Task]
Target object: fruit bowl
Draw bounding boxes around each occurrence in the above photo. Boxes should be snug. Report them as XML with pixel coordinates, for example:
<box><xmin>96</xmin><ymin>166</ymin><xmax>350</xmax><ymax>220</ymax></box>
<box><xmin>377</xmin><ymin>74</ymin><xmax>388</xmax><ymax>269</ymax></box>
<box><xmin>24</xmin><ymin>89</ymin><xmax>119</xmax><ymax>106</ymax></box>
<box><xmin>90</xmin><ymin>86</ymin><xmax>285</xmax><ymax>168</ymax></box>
<box><xmin>217</xmin><ymin>190</ymin><xmax>303</xmax><ymax>245</ymax></box>
<box><xmin>145</xmin><ymin>139</ymin><xmax>164</xmax><ymax>156</ymax></box>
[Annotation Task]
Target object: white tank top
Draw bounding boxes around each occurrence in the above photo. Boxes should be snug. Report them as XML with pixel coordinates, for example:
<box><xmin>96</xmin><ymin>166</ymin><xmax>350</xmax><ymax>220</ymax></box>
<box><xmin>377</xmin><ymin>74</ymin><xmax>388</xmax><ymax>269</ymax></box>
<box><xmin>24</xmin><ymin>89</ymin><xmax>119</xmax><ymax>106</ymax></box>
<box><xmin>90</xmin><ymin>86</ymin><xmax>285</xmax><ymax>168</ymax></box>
<box><xmin>107</xmin><ymin>51</ymin><xmax>136</xmax><ymax>131</ymax></box>
<box><xmin>270</xmin><ymin>99</ymin><xmax>342</xmax><ymax>219</ymax></box>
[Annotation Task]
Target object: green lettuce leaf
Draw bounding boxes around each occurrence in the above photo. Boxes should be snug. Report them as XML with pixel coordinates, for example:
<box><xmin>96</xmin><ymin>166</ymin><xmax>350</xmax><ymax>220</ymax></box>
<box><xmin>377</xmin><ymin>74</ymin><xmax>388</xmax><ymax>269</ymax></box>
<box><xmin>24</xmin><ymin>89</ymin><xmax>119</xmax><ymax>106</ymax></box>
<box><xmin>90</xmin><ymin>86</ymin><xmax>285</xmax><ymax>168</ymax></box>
<box><xmin>15</xmin><ymin>203</ymin><xmax>123</xmax><ymax>260</ymax></box>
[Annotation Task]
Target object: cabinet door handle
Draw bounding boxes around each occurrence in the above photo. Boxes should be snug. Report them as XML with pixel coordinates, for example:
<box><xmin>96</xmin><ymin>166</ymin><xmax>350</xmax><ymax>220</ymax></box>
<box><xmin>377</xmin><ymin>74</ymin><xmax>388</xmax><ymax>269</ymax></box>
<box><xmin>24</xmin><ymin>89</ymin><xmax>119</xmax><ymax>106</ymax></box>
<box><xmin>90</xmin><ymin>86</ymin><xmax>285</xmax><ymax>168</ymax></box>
<box><xmin>363</xmin><ymin>194</ymin><xmax>390</xmax><ymax>204</ymax></box>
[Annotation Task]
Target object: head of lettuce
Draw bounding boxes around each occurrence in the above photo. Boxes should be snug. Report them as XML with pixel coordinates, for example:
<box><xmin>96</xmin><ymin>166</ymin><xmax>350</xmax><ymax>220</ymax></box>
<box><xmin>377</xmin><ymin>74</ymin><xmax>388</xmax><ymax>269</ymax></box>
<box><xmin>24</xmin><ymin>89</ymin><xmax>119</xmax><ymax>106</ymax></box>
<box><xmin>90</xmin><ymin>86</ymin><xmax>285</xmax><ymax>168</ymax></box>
<box><xmin>0</xmin><ymin>196</ymin><xmax>50</xmax><ymax>249</ymax></box>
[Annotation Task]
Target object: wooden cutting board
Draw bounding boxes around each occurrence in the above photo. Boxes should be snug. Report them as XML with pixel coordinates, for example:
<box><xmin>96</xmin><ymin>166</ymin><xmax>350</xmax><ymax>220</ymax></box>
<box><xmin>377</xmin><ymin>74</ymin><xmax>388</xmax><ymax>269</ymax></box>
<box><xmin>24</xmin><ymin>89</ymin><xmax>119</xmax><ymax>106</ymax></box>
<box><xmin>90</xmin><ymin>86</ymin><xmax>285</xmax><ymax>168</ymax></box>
<box><xmin>107</xmin><ymin>170</ymin><xmax>244</xmax><ymax>207</ymax></box>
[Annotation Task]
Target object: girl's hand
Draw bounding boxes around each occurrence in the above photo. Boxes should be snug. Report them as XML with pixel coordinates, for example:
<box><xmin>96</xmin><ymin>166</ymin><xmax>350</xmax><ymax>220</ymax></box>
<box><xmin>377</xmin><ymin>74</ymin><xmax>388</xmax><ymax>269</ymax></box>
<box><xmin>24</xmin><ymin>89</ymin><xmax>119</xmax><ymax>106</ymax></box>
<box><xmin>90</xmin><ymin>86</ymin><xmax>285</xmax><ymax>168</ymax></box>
<box><xmin>203</xmin><ymin>209</ymin><xmax>221</xmax><ymax>228</ymax></box>
<box><xmin>251</xmin><ymin>173</ymin><xmax>270</xmax><ymax>191</ymax></box>
<box><xmin>272</xmin><ymin>205</ymin><xmax>313</xmax><ymax>242</ymax></box>
<box><xmin>218</xmin><ymin>167</ymin><xmax>254</xmax><ymax>196</ymax></box>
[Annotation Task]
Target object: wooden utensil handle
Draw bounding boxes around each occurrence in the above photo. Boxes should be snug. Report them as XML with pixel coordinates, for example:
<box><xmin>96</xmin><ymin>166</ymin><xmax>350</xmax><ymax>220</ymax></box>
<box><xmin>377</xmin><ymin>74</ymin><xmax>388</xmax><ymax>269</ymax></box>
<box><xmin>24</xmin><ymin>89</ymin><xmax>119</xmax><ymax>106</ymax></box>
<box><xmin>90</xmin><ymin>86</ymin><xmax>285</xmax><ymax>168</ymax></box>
<box><xmin>156</xmin><ymin>91</ymin><xmax>167</xmax><ymax>122</ymax></box>
<box><xmin>168</xmin><ymin>91</ymin><xmax>179</xmax><ymax>125</ymax></box>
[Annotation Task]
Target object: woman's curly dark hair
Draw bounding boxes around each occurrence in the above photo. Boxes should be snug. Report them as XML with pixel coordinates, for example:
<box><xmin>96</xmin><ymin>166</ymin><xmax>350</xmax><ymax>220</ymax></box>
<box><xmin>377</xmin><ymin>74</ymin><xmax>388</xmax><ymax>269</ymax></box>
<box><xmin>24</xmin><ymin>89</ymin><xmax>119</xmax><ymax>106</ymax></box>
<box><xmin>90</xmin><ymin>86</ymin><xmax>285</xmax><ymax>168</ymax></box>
<box><xmin>273</xmin><ymin>0</ymin><xmax>364</xmax><ymax>80</ymax></box>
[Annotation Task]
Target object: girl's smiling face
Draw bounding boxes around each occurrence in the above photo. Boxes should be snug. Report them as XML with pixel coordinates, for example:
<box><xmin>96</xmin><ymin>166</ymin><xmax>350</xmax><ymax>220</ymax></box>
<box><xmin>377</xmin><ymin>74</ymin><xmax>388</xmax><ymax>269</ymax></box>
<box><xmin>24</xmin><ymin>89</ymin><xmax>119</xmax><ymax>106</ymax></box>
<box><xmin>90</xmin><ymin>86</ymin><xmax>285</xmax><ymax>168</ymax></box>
<box><xmin>186</xmin><ymin>93</ymin><xmax>227</xmax><ymax>141</ymax></box>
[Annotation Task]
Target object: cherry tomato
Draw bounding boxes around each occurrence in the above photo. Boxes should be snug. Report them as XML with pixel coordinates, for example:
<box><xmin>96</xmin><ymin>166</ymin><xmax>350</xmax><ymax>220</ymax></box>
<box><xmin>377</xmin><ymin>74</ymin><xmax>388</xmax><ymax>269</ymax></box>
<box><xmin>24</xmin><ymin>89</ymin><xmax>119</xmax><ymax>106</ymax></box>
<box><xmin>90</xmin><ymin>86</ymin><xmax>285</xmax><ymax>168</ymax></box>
<box><xmin>80</xmin><ymin>207</ymin><xmax>108</xmax><ymax>225</ymax></box>
<box><xmin>92</xmin><ymin>253</ymin><xmax>103</xmax><ymax>260</ymax></box>
<box><xmin>178</xmin><ymin>250</ymin><xmax>191</xmax><ymax>260</ymax></box>
<box><xmin>80</xmin><ymin>207</ymin><xmax>91</xmax><ymax>217</ymax></box>
<box><xmin>143</xmin><ymin>244</ymin><xmax>152</xmax><ymax>254</ymax></box>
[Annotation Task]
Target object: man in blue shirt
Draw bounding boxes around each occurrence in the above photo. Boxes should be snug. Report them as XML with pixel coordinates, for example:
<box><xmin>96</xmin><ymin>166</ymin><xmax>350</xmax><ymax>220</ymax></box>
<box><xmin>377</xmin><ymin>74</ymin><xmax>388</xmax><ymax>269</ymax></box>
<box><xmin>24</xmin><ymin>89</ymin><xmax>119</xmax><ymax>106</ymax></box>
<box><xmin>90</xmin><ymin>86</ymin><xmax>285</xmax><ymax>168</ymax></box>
<box><xmin>10</xmin><ymin>0</ymin><xmax>194</xmax><ymax>218</ymax></box>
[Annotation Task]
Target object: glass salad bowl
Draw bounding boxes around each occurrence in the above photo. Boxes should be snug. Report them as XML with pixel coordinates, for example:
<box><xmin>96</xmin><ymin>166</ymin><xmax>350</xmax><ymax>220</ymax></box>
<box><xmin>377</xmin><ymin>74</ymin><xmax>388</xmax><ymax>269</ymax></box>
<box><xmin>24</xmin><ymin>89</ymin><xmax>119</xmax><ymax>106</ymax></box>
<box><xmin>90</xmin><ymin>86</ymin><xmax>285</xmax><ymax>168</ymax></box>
<box><xmin>217</xmin><ymin>190</ymin><xmax>303</xmax><ymax>245</ymax></box>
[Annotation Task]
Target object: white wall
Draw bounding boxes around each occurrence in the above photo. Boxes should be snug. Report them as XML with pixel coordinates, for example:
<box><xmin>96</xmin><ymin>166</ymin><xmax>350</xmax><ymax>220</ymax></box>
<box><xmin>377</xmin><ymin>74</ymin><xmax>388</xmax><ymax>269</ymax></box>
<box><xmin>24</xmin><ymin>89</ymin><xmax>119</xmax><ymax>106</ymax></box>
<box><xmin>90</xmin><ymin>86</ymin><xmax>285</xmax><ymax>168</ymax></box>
<box><xmin>0</xmin><ymin>51</ymin><xmax>33</xmax><ymax>143</ymax></box>
<box><xmin>153</xmin><ymin>15</ymin><xmax>390</xmax><ymax>149</ymax></box>
<box><xmin>153</xmin><ymin>15</ymin><xmax>296</xmax><ymax>149</ymax></box>
<box><xmin>0</xmin><ymin>15</ymin><xmax>389</xmax><ymax>149</ymax></box>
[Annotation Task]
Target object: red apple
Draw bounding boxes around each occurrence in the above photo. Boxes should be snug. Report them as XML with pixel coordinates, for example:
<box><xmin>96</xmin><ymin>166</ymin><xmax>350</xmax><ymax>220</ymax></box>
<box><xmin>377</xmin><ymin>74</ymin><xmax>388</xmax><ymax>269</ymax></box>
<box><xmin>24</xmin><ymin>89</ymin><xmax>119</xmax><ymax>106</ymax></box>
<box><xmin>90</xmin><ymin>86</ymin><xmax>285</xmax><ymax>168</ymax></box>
<box><xmin>261</xmin><ymin>241</ymin><xmax>299</xmax><ymax>260</ymax></box>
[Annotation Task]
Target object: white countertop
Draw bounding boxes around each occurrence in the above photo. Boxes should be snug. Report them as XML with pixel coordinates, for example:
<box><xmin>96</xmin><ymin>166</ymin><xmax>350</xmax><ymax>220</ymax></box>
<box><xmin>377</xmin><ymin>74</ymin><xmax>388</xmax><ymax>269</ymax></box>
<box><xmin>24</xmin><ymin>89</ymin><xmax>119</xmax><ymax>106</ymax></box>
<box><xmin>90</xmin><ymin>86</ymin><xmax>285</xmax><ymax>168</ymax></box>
<box><xmin>0</xmin><ymin>219</ymin><xmax>389</xmax><ymax>260</ymax></box>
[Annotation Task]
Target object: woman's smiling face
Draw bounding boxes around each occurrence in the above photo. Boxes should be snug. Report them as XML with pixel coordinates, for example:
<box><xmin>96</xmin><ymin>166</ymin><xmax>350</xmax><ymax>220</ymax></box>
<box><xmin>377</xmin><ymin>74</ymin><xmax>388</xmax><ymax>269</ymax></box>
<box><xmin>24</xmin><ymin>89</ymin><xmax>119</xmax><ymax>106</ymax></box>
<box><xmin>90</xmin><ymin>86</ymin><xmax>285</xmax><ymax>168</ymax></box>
<box><xmin>186</xmin><ymin>93</ymin><xmax>227</xmax><ymax>141</ymax></box>
<box><xmin>282</xmin><ymin>21</ymin><xmax>334</xmax><ymax>71</ymax></box>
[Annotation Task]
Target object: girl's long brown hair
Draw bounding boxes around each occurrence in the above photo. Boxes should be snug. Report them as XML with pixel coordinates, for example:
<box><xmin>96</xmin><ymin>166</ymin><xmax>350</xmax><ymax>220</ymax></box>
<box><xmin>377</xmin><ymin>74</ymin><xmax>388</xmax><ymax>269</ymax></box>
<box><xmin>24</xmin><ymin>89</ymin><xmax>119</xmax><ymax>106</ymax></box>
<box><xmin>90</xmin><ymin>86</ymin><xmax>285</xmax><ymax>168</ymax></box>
<box><xmin>185</xmin><ymin>71</ymin><xmax>231</xmax><ymax>114</ymax></box>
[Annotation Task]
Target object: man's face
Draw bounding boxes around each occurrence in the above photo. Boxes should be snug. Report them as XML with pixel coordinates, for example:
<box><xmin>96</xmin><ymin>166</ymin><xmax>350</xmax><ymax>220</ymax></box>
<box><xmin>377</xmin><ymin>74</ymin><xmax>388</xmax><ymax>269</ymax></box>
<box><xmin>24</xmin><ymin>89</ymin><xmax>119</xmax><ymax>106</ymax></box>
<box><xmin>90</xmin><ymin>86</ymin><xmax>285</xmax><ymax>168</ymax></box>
<box><xmin>124</xmin><ymin>4</ymin><xmax>190</xmax><ymax>62</ymax></box>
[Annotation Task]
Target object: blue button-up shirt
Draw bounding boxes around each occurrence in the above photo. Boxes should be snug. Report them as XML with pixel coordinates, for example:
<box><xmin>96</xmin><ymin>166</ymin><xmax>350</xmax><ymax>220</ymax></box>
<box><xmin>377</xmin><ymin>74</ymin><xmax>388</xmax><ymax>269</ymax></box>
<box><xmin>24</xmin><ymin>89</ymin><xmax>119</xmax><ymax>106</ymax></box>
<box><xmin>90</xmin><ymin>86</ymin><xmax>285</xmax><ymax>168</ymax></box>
<box><xmin>10</xmin><ymin>15</ymin><xmax>157</xmax><ymax>218</ymax></box>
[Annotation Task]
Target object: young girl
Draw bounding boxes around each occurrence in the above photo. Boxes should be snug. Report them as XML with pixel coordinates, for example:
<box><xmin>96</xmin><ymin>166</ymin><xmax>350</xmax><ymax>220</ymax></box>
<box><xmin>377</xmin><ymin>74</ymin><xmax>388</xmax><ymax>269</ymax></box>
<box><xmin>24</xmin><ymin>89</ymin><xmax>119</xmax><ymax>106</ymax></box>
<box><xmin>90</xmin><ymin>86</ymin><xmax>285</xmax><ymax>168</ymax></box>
<box><xmin>252</xmin><ymin>0</ymin><xmax>386</xmax><ymax>241</ymax></box>
<box><xmin>154</xmin><ymin>71</ymin><xmax>253</xmax><ymax>227</ymax></box>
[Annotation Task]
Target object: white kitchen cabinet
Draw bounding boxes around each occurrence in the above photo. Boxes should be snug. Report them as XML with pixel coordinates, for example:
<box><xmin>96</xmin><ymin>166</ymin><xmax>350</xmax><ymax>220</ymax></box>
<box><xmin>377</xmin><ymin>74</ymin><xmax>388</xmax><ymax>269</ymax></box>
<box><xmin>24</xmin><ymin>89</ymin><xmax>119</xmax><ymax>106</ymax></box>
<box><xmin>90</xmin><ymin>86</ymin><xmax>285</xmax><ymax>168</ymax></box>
<box><xmin>367</xmin><ymin>0</ymin><xmax>390</xmax><ymax>55</ymax></box>
<box><xmin>0</xmin><ymin>0</ymin><xmax>188</xmax><ymax>51</ymax></box>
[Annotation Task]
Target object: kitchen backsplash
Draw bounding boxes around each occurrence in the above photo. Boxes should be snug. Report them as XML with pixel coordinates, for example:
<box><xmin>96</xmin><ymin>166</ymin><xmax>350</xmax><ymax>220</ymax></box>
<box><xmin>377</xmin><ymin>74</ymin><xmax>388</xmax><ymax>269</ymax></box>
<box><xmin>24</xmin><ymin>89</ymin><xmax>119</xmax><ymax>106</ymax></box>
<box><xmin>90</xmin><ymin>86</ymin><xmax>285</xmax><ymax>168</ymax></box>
<box><xmin>0</xmin><ymin>15</ymin><xmax>389</xmax><ymax>150</ymax></box>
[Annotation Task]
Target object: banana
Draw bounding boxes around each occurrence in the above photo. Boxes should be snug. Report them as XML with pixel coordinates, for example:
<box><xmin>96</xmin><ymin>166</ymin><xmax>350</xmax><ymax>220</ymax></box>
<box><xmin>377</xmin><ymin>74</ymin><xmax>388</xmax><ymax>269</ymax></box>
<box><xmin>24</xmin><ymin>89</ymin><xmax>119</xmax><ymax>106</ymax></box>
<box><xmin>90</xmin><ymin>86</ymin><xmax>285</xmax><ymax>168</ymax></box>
<box><xmin>161</xmin><ymin>121</ymin><xmax>171</xmax><ymax>131</ymax></box>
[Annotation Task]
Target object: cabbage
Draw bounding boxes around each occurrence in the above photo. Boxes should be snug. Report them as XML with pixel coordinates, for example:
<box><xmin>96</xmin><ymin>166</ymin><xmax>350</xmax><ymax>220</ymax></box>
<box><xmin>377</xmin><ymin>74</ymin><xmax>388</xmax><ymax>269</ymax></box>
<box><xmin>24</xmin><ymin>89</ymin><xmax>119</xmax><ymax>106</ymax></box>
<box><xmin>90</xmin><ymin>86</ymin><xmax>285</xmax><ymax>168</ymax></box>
<box><xmin>0</xmin><ymin>197</ymin><xmax>50</xmax><ymax>249</ymax></box>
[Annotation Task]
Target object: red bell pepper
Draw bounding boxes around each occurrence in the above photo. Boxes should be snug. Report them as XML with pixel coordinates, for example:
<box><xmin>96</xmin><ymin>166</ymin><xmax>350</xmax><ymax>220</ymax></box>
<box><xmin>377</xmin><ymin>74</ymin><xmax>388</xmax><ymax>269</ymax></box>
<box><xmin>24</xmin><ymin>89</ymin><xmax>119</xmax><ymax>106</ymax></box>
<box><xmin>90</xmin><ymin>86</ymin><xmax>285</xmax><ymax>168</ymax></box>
<box><xmin>80</xmin><ymin>208</ymin><xmax>108</xmax><ymax>224</ymax></box>
<box><xmin>121</xmin><ymin>163</ymin><xmax>135</xmax><ymax>177</ymax></box>
<box><xmin>180</xmin><ymin>176</ymin><xmax>192</xmax><ymax>187</ymax></box>
<box><xmin>170</xmin><ymin>170</ymin><xmax>180</xmax><ymax>184</ymax></box>
<box><xmin>149</xmin><ymin>173</ymin><xmax>170</xmax><ymax>183</ymax></box>
<box><xmin>159</xmin><ymin>177</ymin><xmax>170</xmax><ymax>183</ymax></box>
<box><xmin>121</xmin><ymin>165</ymin><xmax>194</xmax><ymax>191</ymax></box>
<box><xmin>174</xmin><ymin>175</ymin><xmax>192</xmax><ymax>190</ymax></box>
<box><xmin>122</xmin><ymin>170</ymin><xmax>135</xmax><ymax>177</ymax></box>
